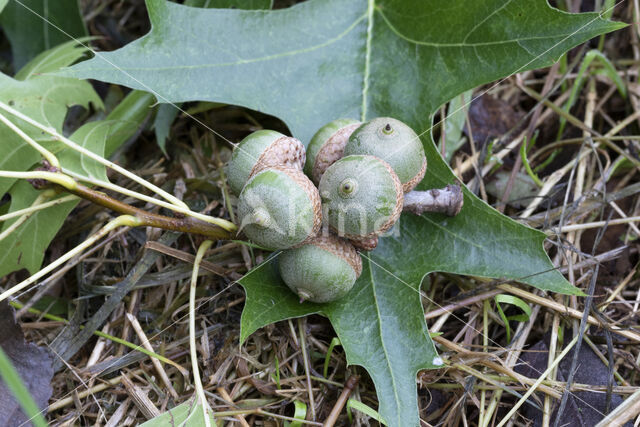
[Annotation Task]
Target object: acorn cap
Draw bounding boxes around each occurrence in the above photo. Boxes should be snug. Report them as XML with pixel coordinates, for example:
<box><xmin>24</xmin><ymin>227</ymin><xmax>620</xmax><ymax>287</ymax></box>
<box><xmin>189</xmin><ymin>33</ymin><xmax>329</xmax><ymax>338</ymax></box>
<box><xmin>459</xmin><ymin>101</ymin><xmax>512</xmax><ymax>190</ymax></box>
<box><xmin>349</xmin><ymin>235</ymin><xmax>379</xmax><ymax>251</ymax></box>
<box><xmin>227</xmin><ymin>130</ymin><xmax>305</xmax><ymax>195</ymax></box>
<box><xmin>345</xmin><ymin>117</ymin><xmax>427</xmax><ymax>192</ymax></box>
<box><xmin>237</xmin><ymin>167</ymin><xmax>321</xmax><ymax>250</ymax></box>
<box><xmin>305</xmin><ymin>119</ymin><xmax>361</xmax><ymax>185</ymax></box>
<box><xmin>319</xmin><ymin>155</ymin><xmax>403</xmax><ymax>240</ymax></box>
<box><xmin>279</xmin><ymin>234</ymin><xmax>362</xmax><ymax>303</ymax></box>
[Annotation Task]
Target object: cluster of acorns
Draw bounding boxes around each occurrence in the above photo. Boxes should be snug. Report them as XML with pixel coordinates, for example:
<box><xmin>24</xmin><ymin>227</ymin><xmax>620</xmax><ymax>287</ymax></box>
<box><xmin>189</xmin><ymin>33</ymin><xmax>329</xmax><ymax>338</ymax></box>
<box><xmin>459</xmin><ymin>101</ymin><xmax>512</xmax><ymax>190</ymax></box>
<box><xmin>226</xmin><ymin>117</ymin><xmax>427</xmax><ymax>303</ymax></box>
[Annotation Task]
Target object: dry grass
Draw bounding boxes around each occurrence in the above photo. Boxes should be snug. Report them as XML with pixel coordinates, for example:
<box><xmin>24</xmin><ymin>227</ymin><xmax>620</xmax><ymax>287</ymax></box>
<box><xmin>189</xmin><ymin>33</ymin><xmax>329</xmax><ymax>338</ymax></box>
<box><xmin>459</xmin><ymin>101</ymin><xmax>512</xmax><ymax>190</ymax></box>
<box><xmin>4</xmin><ymin>0</ymin><xmax>640</xmax><ymax>426</ymax></box>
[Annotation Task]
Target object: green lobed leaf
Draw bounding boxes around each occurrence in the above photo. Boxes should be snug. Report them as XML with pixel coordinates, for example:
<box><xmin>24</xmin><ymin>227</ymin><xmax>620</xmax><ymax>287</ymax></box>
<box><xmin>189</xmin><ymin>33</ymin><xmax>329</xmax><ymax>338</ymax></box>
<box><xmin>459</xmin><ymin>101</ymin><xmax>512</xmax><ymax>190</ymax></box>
<box><xmin>59</xmin><ymin>90</ymin><xmax>155</xmax><ymax>182</ymax></box>
<box><xmin>0</xmin><ymin>0</ymin><xmax>87</xmax><ymax>70</ymax></box>
<box><xmin>441</xmin><ymin>90</ymin><xmax>471</xmax><ymax>163</ymax></box>
<box><xmin>61</xmin><ymin>1</ymin><xmax>623</xmax><ymax>425</ymax></box>
<box><xmin>0</xmin><ymin>90</ymin><xmax>153</xmax><ymax>278</ymax></box>
<box><xmin>0</xmin><ymin>63</ymin><xmax>103</xmax><ymax>197</ymax></box>
<box><xmin>14</xmin><ymin>38</ymin><xmax>95</xmax><ymax>81</ymax></box>
<box><xmin>0</xmin><ymin>181</ymin><xmax>78</xmax><ymax>279</ymax></box>
<box><xmin>0</xmin><ymin>42</ymin><xmax>153</xmax><ymax>277</ymax></box>
<box><xmin>153</xmin><ymin>103</ymin><xmax>180</xmax><ymax>154</ymax></box>
<box><xmin>240</xmin><ymin>257</ymin><xmax>439</xmax><ymax>426</ymax></box>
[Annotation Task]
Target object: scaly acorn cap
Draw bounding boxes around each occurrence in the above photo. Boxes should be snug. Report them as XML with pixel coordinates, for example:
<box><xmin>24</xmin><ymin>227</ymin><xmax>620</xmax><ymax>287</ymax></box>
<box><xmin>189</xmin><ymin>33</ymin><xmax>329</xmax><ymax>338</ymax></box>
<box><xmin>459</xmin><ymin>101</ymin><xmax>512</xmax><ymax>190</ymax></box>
<box><xmin>304</xmin><ymin>118</ymin><xmax>361</xmax><ymax>185</ymax></box>
<box><xmin>279</xmin><ymin>234</ymin><xmax>362</xmax><ymax>303</ymax></box>
<box><xmin>349</xmin><ymin>235</ymin><xmax>379</xmax><ymax>251</ymax></box>
<box><xmin>237</xmin><ymin>167</ymin><xmax>321</xmax><ymax>250</ymax></box>
<box><xmin>344</xmin><ymin>117</ymin><xmax>427</xmax><ymax>192</ymax></box>
<box><xmin>319</xmin><ymin>155</ymin><xmax>403</xmax><ymax>240</ymax></box>
<box><xmin>227</xmin><ymin>130</ymin><xmax>305</xmax><ymax>195</ymax></box>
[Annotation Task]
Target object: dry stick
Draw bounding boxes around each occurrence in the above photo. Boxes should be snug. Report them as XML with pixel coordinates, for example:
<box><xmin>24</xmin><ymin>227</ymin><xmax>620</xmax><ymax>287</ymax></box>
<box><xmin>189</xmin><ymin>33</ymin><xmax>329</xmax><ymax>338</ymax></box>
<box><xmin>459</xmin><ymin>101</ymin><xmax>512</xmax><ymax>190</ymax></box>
<box><xmin>217</xmin><ymin>387</ymin><xmax>251</xmax><ymax>427</ymax></box>
<box><xmin>0</xmin><ymin>215</ymin><xmax>139</xmax><ymax>303</ymax></box>
<box><xmin>553</xmin><ymin>215</ymin><xmax>640</xmax><ymax>233</ymax></box>
<box><xmin>496</xmin><ymin>335</ymin><xmax>579</xmax><ymax>427</ymax></box>
<box><xmin>48</xmin><ymin>368</ymin><xmax>145</xmax><ymax>413</ymax></box>
<box><xmin>554</xmin><ymin>264</ymin><xmax>600</xmax><ymax>427</ymax></box>
<box><xmin>49</xmin><ymin>231</ymin><xmax>180</xmax><ymax>370</ymax></box>
<box><xmin>595</xmin><ymin>388</ymin><xmax>640</xmax><ymax>427</ymax></box>
<box><xmin>298</xmin><ymin>317</ymin><xmax>317</xmax><ymax>421</ymax></box>
<box><xmin>125</xmin><ymin>313</ymin><xmax>180</xmax><ymax>400</ymax></box>
<box><xmin>544</xmin><ymin>313</ymin><xmax>561</xmax><ymax>427</ymax></box>
<box><xmin>120</xmin><ymin>375</ymin><xmax>161</xmax><ymax>420</ymax></box>
<box><xmin>434</xmin><ymin>335</ymin><xmax>561</xmax><ymax>400</ymax></box>
<box><xmin>323</xmin><ymin>376</ymin><xmax>359</xmax><ymax>427</ymax></box>
<box><xmin>481</xmin><ymin>304</ymin><xmax>542</xmax><ymax>427</ymax></box>
<box><xmin>520</xmin><ymin>89</ymin><xmax>640</xmax><ymax>218</ymax></box>
<box><xmin>16</xmin><ymin>226</ymin><xmax>130</xmax><ymax>318</ymax></box>
<box><xmin>62</xmin><ymin>168</ymin><xmax>236</xmax><ymax>231</ymax></box>
<box><xmin>453</xmin><ymin>362</ymin><xmax>553</xmax><ymax>403</ymax></box>
<box><xmin>499</xmin><ymin>63</ymin><xmax>560</xmax><ymax>213</ymax></box>
<box><xmin>497</xmin><ymin>284</ymin><xmax>640</xmax><ymax>342</ymax></box>
<box><xmin>424</xmin><ymin>289</ymin><xmax>502</xmax><ymax>320</ymax></box>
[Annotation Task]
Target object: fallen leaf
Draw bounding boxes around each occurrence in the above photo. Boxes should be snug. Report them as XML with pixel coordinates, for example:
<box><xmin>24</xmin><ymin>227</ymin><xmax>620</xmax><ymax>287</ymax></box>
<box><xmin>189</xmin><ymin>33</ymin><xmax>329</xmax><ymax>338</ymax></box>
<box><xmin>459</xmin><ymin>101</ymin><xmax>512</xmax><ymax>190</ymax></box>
<box><xmin>0</xmin><ymin>302</ymin><xmax>54</xmax><ymax>427</ymax></box>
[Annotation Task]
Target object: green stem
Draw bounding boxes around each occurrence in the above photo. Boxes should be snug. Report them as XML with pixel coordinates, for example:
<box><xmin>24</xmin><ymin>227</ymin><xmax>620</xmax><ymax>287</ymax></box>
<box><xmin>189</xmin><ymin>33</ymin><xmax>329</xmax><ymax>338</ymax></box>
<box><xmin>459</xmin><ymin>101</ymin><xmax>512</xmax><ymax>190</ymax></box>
<box><xmin>0</xmin><ymin>215</ymin><xmax>141</xmax><ymax>303</ymax></box>
<box><xmin>67</xmin><ymin>183</ymin><xmax>233</xmax><ymax>239</ymax></box>
<box><xmin>0</xmin><ymin>100</ymin><xmax>188</xmax><ymax>210</ymax></box>
<box><xmin>9</xmin><ymin>301</ymin><xmax>185</xmax><ymax>373</ymax></box>
<box><xmin>0</xmin><ymin>111</ymin><xmax>60</xmax><ymax>169</ymax></box>
<box><xmin>190</xmin><ymin>239</ymin><xmax>214</xmax><ymax>427</ymax></box>
<box><xmin>63</xmin><ymin>169</ymin><xmax>237</xmax><ymax>232</ymax></box>
<box><xmin>0</xmin><ymin>194</ymin><xmax>78</xmax><ymax>222</ymax></box>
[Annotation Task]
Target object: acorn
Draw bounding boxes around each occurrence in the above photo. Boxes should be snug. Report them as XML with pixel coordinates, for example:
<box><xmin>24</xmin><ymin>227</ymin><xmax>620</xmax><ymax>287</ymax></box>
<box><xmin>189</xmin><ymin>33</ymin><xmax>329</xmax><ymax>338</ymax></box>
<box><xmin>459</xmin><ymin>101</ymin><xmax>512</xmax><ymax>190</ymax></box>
<box><xmin>226</xmin><ymin>130</ymin><xmax>305</xmax><ymax>195</ymax></box>
<box><xmin>304</xmin><ymin>118</ymin><xmax>361</xmax><ymax>185</ymax></box>
<box><xmin>279</xmin><ymin>234</ymin><xmax>362</xmax><ymax>303</ymax></box>
<box><xmin>344</xmin><ymin>117</ymin><xmax>427</xmax><ymax>192</ymax></box>
<box><xmin>319</xmin><ymin>155</ymin><xmax>403</xmax><ymax>240</ymax></box>
<box><xmin>237</xmin><ymin>167</ymin><xmax>321</xmax><ymax>250</ymax></box>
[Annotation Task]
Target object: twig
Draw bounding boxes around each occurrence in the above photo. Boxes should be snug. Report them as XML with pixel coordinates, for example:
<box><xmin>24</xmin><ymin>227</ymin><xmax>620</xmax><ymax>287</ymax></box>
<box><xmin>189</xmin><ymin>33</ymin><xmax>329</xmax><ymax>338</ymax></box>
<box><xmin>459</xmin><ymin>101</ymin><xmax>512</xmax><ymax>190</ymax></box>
<box><xmin>66</xmin><ymin>183</ymin><xmax>233</xmax><ymax>239</ymax></box>
<box><xmin>298</xmin><ymin>317</ymin><xmax>317</xmax><ymax>421</ymax></box>
<box><xmin>323</xmin><ymin>376</ymin><xmax>359</xmax><ymax>427</ymax></box>
<box><xmin>403</xmin><ymin>185</ymin><xmax>464</xmax><ymax>216</ymax></box>
<box><xmin>595</xmin><ymin>388</ymin><xmax>640</xmax><ymax>427</ymax></box>
<box><xmin>120</xmin><ymin>375</ymin><xmax>161</xmax><ymax>420</ymax></box>
<box><xmin>498</xmin><ymin>284</ymin><xmax>640</xmax><ymax>342</ymax></box>
<box><xmin>496</xmin><ymin>335</ymin><xmax>579</xmax><ymax>427</ymax></box>
<box><xmin>126</xmin><ymin>313</ymin><xmax>180</xmax><ymax>399</ymax></box>
<box><xmin>217</xmin><ymin>387</ymin><xmax>250</xmax><ymax>427</ymax></box>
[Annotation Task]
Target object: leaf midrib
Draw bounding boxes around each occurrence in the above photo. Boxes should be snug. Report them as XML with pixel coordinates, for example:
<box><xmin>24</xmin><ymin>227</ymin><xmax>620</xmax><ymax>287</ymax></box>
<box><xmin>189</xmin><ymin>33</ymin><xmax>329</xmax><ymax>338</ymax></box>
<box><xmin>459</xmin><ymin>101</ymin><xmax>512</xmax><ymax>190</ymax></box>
<box><xmin>369</xmin><ymin>259</ymin><xmax>402</xmax><ymax>425</ymax></box>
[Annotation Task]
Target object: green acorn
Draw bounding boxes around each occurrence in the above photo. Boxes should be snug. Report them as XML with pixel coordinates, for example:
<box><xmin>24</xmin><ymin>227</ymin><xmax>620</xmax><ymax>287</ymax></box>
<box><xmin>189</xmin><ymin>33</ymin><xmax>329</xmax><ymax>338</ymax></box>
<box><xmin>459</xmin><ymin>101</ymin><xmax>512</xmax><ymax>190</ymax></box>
<box><xmin>304</xmin><ymin>118</ymin><xmax>361</xmax><ymax>185</ymax></box>
<box><xmin>344</xmin><ymin>117</ymin><xmax>427</xmax><ymax>192</ymax></box>
<box><xmin>279</xmin><ymin>234</ymin><xmax>362</xmax><ymax>303</ymax></box>
<box><xmin>237</xmin><ymin>167</ymin><xmax>321</xmax><ymax>250</ymax></box>
<box><xmin>319</xmin><ymin>155</ymin><xmax>403</xmax><ymax>240</ymax></box>
<box><xmin>226</xmin><ymin>130</ymin><xmax>305</xmax><ymax>195</ymax></box>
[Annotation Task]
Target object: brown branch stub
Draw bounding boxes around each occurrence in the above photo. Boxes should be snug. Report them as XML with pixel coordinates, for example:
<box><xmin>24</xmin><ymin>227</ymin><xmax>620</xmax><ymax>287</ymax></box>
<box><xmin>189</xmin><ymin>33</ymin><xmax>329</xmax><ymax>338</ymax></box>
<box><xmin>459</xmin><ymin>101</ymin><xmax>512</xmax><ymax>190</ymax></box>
<box><xmin>403</xmin><ymin>184</ymin><xmax>464</xmax><ymax>217</ymax></box>
<box><xmin>65</xmin><ymin>183</ymin><xmax>232</xmax><ymax>240</ymax></box>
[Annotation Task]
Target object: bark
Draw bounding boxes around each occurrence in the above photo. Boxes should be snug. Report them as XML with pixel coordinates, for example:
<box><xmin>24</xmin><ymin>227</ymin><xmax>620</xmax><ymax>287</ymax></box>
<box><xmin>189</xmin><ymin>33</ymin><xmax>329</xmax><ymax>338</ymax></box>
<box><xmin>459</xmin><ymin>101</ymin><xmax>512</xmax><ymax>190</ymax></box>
<box><xmin>403</xmin><ymin>184</ymin><xmax>464</xmax><ymax>217</ymax></box>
